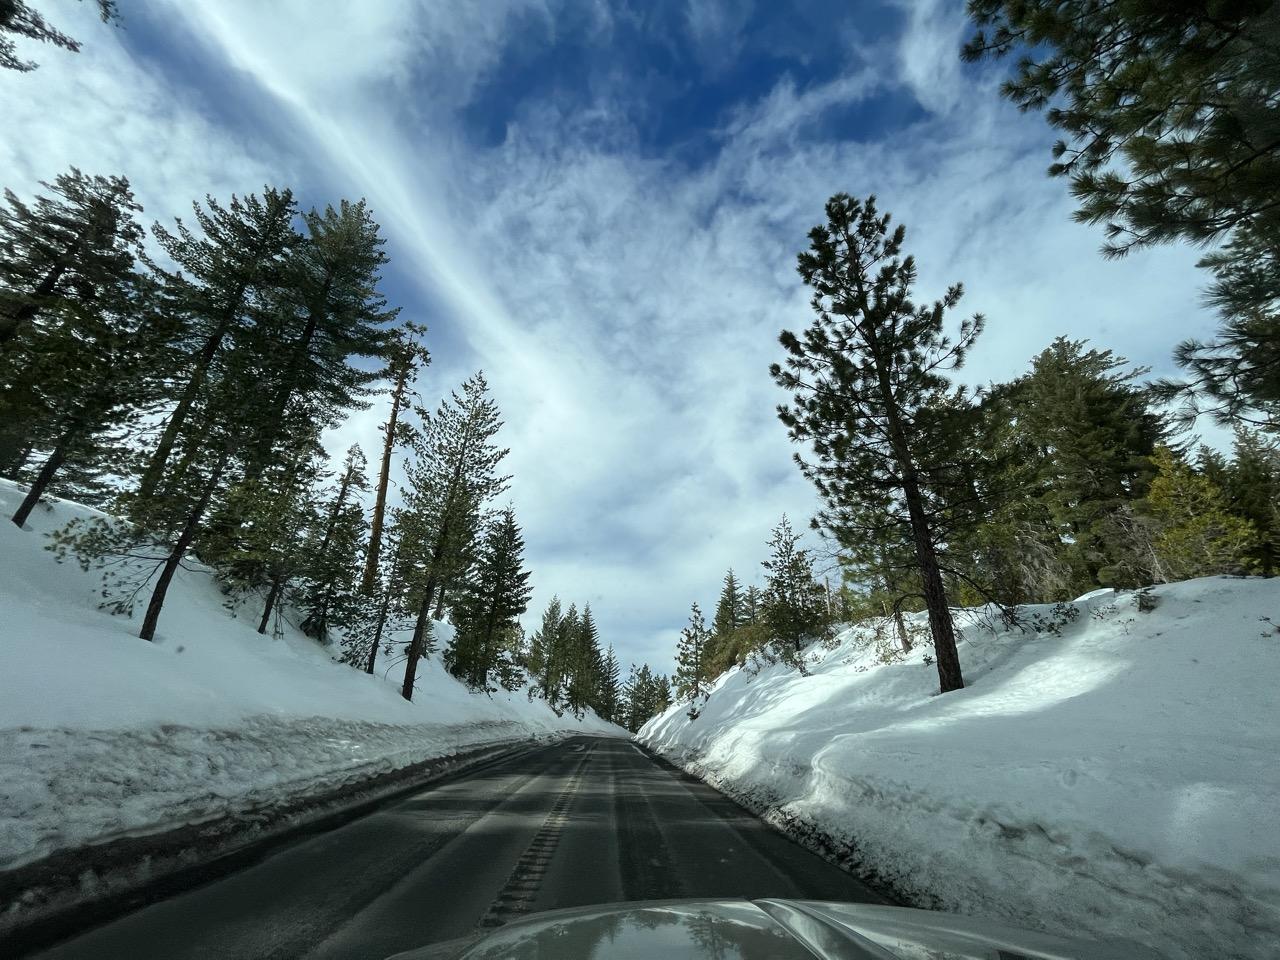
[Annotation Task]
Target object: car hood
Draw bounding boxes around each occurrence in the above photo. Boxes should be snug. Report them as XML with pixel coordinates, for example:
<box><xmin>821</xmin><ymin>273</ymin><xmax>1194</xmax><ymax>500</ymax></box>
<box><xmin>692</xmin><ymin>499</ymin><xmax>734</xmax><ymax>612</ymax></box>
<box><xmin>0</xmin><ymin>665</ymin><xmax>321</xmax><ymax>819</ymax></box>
<box><xmin>389</xmin><ymin>899</ymin><xmax>1164</xmax><ymax>959</ymax></box>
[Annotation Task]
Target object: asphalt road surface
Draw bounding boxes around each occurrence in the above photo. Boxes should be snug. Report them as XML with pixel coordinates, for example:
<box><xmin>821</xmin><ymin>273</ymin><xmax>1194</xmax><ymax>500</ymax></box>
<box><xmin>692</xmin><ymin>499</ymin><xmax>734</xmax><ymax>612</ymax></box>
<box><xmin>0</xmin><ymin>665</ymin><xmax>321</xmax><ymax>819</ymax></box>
<box><xmin>28</xmin><ymin>735</ymin><xmax>887</xmax><ymax>960</ymax></box>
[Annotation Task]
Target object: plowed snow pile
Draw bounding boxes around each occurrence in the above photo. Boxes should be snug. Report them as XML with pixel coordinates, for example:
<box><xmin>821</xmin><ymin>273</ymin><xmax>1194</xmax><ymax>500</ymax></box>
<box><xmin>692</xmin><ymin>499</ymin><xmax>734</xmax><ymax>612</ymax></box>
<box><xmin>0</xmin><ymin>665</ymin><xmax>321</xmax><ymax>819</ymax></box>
<box><xmin>639</xmin><ymin>578</ymin><xmax>1279</xmax><ymax>960</ymax></box>
<box><xmin>0</xmin><ymin>480</ymin><xmax>621</xmax><ymax>873</ymax></box>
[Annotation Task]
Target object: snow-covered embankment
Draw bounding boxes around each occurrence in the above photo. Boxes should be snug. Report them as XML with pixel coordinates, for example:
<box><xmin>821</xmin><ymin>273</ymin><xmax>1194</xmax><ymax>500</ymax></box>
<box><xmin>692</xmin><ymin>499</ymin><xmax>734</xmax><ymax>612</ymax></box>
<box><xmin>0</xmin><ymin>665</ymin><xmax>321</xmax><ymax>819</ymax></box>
<box><xmin>638</xmin><ymin>578</ymin><xmax>1279</xmax><ymax>960</ymax></box>
<box><xmin>0</xmin><ymin>480</ymin><xmax>622</xmax><ymax>927</ymax></box>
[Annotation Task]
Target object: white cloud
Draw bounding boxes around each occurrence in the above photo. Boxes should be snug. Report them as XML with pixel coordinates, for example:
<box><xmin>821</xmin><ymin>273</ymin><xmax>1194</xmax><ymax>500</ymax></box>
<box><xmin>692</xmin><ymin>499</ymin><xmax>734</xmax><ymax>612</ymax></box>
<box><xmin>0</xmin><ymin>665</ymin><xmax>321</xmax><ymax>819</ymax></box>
<box><xmin>3</xmin><ymin>1</ymin><xmax>1223</xmax><ymax>676</ymax></box>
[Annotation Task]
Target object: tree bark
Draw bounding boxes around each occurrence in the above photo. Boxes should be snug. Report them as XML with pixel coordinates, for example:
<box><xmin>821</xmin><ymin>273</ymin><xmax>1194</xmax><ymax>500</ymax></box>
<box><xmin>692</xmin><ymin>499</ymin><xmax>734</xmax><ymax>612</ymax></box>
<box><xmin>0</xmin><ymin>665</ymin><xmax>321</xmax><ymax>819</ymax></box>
<box><xmin>10</xmin><ymin>426</ymin><xmax>73</xmax><ymax>527</ymax></box>
<box><xmin>361</xmin><ymin>365</ymin><xmax>409</xmax><ymax>593</ymax></box>
<box><xmin>136</xmin><ymin>311</ymin><xmax>236</xmax><ymax>502</ymax></box>
<box><xmin>401</xmin><ymin>572</ymin><xmax>439</xmax><ymax>701</ymax></box>
<box><xmin>365</xmin><ymin>583</ymin><xmax>393</xmax><ymax>675</ymax></box>
<box><xmin>0</xmin><ymin>244</ymin><xmax>77</xmax><ymax>348</ymax></box>
<box><xmin>257</xmin><ymin>572</ymin><xmax>284</xmax><ymax>635</ymax></box>
<box><xmin>139</xmin><ymin>448</ymin><xmax>230</xmax><ymax>641</ymax></box>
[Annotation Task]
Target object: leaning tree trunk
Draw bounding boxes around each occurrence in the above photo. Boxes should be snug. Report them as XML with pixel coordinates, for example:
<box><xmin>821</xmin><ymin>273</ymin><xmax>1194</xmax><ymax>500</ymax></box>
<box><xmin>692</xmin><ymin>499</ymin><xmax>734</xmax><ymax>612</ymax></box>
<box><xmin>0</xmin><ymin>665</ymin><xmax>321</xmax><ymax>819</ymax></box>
<box><xmin>365</xmin><ymin>582</ymin><xmax>394</xmax><ymax>675</ymax></box>
<box><xmin>401</xmin><ymin>527</ymin><xmax>447</xmax><ymax>701</ymax></box>
<box><xmin>900</xmin><ymin>472</ymin><xmax>963</xmax><ymax>692</ymax></box>
<box><xmin>139</xmin><ymin>446</ymin><xmax>231</xmax><ymax>641</ymax></box>
<box><xmin>10</xmin><ymin>424</ymin><xmax>76</xmax><ymax>527</ymax></box>
<box><xmin>0</xmin><ymin>244</ymin><xmax>77</xmax><ymax>349</ymax></box>
<box><xmin>136</xmin><ymin>314</ymin><xmax>235</xmax><ymax>502</ymax></box>
<box><xmin>257</xmin><ymin>571</ymin><xmax>285</xmax><ymax>635</ymax></box>
<box><xmin>361</xmin><ymin>364</ymin><xmax>410</xmax><ymax>593</ymax></box>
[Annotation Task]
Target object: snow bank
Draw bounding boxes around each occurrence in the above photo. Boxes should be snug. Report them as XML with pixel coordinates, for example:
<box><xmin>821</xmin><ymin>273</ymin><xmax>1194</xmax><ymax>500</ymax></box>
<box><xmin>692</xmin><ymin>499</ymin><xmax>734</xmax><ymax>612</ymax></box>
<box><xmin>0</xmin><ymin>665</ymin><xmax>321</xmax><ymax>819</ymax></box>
<box><xmin>639</xmin><ymin>579</ymin><xmax>1280</xmax><ymax>960</ymax></box>
<box><xmin>0</xmin><ymin>480</ymin><xmax>622</xmax><ymax>874</ymax></box>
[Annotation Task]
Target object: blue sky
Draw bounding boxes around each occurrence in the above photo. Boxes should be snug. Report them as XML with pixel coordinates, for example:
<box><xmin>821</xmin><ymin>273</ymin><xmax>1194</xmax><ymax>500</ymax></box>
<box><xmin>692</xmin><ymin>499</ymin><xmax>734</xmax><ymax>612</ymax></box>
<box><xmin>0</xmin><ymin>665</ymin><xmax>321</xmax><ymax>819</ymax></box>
<box><xmin>1</xmin><ymin>1</ymin><xmax>1218</xmax><ymax>674</ymax></box>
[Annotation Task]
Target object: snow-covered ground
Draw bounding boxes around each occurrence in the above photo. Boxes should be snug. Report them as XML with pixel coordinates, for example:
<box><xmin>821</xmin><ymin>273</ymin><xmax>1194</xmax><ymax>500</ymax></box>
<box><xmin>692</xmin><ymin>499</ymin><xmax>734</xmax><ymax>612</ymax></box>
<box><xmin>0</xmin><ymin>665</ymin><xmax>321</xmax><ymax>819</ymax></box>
<box><xmin>639</xmin><ymin>579</ymin><xmax>1279</xmax><ymax>960</ymax></box>
<box><xmin>0</xmin><ymin>480</ymin><xmax>621</xmax><ymax>876</ymax></box>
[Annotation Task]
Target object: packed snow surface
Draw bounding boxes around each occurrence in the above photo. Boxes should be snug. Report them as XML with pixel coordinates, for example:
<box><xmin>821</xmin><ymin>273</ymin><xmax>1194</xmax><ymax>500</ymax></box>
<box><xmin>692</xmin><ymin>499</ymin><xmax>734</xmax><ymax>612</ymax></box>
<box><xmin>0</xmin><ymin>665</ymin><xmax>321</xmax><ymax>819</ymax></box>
<box><xmin>639</xmin><ymin>579</ymin><xmax>1279</xmax><ymax>960</ymax></box>
<box><xmin>0</xmin><ymin>481</ymin><xmax>621</xmax><ymax>872</ymax></box>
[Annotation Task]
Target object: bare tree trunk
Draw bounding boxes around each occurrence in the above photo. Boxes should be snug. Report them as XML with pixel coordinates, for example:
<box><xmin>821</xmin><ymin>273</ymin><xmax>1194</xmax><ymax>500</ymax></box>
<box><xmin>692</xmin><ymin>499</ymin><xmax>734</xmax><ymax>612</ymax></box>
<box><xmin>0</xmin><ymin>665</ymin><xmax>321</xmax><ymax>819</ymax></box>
<box><xmin>10</xmin><ymin>426</ymin><xmax>73</xmax><ymax>527</ymax></box>
<box><xmin>139</xmin><ymin>447</ymin><xmax>230</xmax><ymax>641</ymax></box>
<box><xmin>137</xmin><ymin>314</ymin><xmax>235</xmax><ymax>502</ymax></box>
<box><xmin>361</xmin><ymin>365</ymin><xmax>410</xmax><ymax>593</ymax></box>
<box><xmin>365</xmin><ymin>583</ymin><xmax>393</xmax><ymax>675</ymax></box>
<box><xmin>433</xmin><ymin>581</ymin><xmax>447</xmax><ymax>620</ymax></box>
<box><xmin>401</xmin><ymin>571</ymin><xmax>439</xmax><ymax>701</ymax></box>
<box><xmin>0</xmin><ymin>248</ymin><xmax>76</xmax><ymax>348</ymax></box>
<box><xmin>257</xmin><ymin>572</ymin><xmax>284</xmax><ymax>635</ymax></box>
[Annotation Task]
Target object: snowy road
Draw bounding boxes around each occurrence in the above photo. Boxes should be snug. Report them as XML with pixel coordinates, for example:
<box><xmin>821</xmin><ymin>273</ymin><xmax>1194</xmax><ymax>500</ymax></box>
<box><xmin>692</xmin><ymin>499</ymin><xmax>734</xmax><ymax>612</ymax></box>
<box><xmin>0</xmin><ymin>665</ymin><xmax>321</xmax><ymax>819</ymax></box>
<box><xmin>24</xmin><ymin>735</ymin><xmax>886</xmax><ymax>960</ymax></box>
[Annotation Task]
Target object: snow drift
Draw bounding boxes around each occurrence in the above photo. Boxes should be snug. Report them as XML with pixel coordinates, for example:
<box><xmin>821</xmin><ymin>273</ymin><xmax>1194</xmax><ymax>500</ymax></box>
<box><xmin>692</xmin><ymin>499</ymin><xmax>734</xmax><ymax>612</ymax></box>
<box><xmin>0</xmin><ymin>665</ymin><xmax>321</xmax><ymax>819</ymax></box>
<box><xmin>639</xmin><ymin>578</ymin><xmax>1279</xmax><ymax>960</ymax></box>
<box><xmin>0</xmin><ymin>479</ymin><xmax>621</xmax><ymax>878</ymax></box>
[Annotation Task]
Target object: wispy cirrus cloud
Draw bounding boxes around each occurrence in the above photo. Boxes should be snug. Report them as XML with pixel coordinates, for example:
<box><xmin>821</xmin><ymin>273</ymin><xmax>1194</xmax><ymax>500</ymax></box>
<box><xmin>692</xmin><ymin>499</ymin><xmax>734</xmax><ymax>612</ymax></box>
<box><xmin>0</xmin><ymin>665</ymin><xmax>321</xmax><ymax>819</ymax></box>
<box><xmin>1</xmin><ymin>1</ymin><xmax>1216</xmax><ymax>673</ymax></box>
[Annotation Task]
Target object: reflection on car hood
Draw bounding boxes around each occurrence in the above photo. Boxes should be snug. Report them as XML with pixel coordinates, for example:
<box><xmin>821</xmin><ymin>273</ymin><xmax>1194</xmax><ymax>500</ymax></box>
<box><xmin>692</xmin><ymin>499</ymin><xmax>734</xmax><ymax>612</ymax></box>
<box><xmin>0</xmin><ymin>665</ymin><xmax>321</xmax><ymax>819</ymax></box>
<box><xmin>389</xmin><ymin>899</ymin><xmax>1165</xmax><ymax>960</ymax></box>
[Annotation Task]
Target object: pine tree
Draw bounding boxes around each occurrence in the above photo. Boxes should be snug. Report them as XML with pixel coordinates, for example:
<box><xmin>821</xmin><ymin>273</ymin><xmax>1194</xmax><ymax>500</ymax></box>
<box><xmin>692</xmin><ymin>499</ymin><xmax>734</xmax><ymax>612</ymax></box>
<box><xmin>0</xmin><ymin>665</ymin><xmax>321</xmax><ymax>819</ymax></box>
<box><xmin>964</xmin><ymin>2</ymin><xmax>1280</xmax><ymax>429</ymax></box>
<box><xmin>527</xmin><ymin>596</ymin><xmax>565</xmax><ymax>706</ymax></box>
<box><xmin>963</xmin><ymin>1</ymin><xmax>1279</xmax><ymax>259</ymax></box>
<box><xmin>361</xmin><ymin>321</ymin><xmax>429</xmax><ymax>593</ymax></box>
<box><xmin>445</xmin><ymin>507</ymin><xmax>532</xmax><ymax>691</ymax></box>
<box><xmin>1</xmin><ymin>1</ymin><xmax>117</xmax><ymax>72</ymax></box>
<box><xmin>9</xmin><ymin>272</ymin><xmax>178</xmax><ymax>526</ymax></box>
<box><xmin>743</xmin><ymin>584</ymin><xmax>762</xmax><ymax>624</ymax></box>
<box><xmin>997</xmin><ymin>338</ymin><xmax>1168</xmax><ymax>592</ymax></box>
<box><xmin>674</xmin><ymin>601</ymin><xmax>711</xmax><ymax>712</ymax></box>
<box><xmin>399</xmin><ymin>373</ymin><xmax>509</xmax><ymax>701</ymax></box>
<box><xmin>0</xmin><ymin>169</ymin><xmax>148</xmax><ymax>476</ymax></box>
<box><xmin>570</xmin><ymin>603</ymin><xmax>604</xmax><ymax>716</ymax></box>
<box><xmin>598</xmin><ymin>645</ymin><xmax>622</xmax><ymax>723</ymax></box>
<box><xmin>773</xmin><ymin>195</ymin><xmax>985</xmax><ymax>693</ymax></box>
<box><xmin>712</xmin><ymin>568</ymin><xmax>741</xmax><ymax>637</ymax></box>
<box><xmin>298</xmin><ymin>445</ymin><xmax>370</xmax><ymax>643</ymax></box>
<box><xmin>240</xmin><ymin>199</ymin><xmax>397</xmax><ymax>481</ymax></box>
<box><xmin>759</xmin><ymin>516</ymin><xmax>828</xmax><ymax>666</ymax></box>
<box><xmin>135</xmin><ymin>189</ymin><xmax>299</xmax><ymax>505</ymax></box>
<box><xmin>1222</xmin><ymin>428</ymin><xmax>1280</xmax><ymax>575</ymax></box>
<box><xmin>1147</xmin><ymin>447</ymin><xmax>1258</xmax><ymax>581</ymax></box>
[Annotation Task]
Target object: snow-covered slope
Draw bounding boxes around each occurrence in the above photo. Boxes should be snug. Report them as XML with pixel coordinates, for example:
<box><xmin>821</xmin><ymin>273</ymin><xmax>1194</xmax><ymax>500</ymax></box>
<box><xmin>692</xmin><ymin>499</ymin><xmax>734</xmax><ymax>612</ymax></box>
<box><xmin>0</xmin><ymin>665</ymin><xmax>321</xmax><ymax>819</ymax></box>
<box><xmin>639</xmin><ymin>579</ymin><xmax>1279</xmax><ymax>960</ymax></box>
<box><xmin>0</xmin><ymin>480</ymin><xmax>622</xmax><ymax>874</ymax></box>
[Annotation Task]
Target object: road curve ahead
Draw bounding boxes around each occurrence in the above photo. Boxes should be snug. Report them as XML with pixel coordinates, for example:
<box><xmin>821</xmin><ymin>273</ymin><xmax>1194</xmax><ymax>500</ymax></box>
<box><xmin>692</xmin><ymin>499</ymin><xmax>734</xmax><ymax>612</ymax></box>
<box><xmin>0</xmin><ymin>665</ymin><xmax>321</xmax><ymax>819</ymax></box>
<box><xmin>29</xmin><ymin>735</ymin><xmax>887</xmax><ymax>960</ymax></box>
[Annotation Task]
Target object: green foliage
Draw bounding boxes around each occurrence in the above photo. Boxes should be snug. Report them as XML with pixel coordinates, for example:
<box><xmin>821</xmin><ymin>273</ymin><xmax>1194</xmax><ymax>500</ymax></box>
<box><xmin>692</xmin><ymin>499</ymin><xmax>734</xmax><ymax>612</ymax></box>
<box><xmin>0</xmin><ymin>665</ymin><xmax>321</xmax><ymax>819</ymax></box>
<box><xmin>0</xmin><ymin>1</ymin><xmax>117</xmax><ymax>72</ymax></box>
<box><xmin>774</xmin><ymin>194</ymin><xmax>984</xmax><ymax>693</ymax></box>
<box><xmin>760</xmin><ymin>515</ymin><xmax>829</xmax><ymax>667</ymax></box>
<box><xmin>1146</xmin><ymin>446</ymin><xmax>1259</xmax><ymax>581</ymax></box>
<box><xmin>674</xmin><ymin>601</ymin><xmax>711</xmax><ymax>707</ymax></box>
<box><xmin>965</xmin><ymin>2</ymin><xmax>1280</xmax><ymax>429</ymax></box>
<box><xmin>446</xmin><ymin>507</ymin><xmax>532</xmax><ymax>692</ymax></box>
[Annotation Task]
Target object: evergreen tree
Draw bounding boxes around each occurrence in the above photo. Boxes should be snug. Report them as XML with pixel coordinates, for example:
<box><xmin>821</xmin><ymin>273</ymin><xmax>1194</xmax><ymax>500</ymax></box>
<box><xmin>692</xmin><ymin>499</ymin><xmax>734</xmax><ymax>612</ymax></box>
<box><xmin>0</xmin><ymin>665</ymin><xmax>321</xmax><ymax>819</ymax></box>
<box><xmin>135</xmin><ymin>189</ymin><xmax>299</xmax><ymax>505</ymax></box>
<box><xmin>964</xmin><ymin>2</ymin><xmax>1280</xmax><ymax>427</ymax></box>
<box><xmin>298</xmin><ymin>444</ymin><xmax>369</xmax><ymax>643</ymax></box>
<box><xmin>773</xmin><ymin>195</ymin><xmax>985</xmax><ymax>693</ymax></box>
<box><xmin>1146</xmin><ymin>447</ymin><xmax>1258</xmax><ymax>581</ymax></box>
<box><xmin>598</xmin><ymin>645</ymin><xmax>622</xmax><ymax>724</ymax></box>
<box><xmin>361</xmin><ymin>321</ymin><xmax>430</xmax><ymax>593</ymax></box>
<box><xmin>712</xmin><ymin>567</ymin><xmax>741</xmax><ymax>637</ymax></box>
<box><xmin>241</xmin><ymin>199</ymin><xmax>396</xmax><ymax>481</ymax></box>
<box><xmin>1222</xmin><ymin>428</ymin><xmax>1280</xmax><ymax>575</ymax></box>
<box><xmin>527</xmin><ymin>596</ymin><xmax>565</xmax><ymax>707</ymax></box>
<box><xmin>0</xmin><ymin>169</ymin><xmax>147</xmax><ymax>476</ymax></box>
<box><xmin>399</xmin><ymin>373</ymin><xmax>509</xmax><ymax>701</ymax></box>
<box><xmin>208</xmin><ymin>435</ymin><xmax>324</xmax><ymax>636</ymax></box>
<box><xmin>674</xmin><ymin>601</ymin><xmax>711</xmax><ymax>713</ymax></box>
<box><xmin>343</xmin><ymin>518</ymin><xmax>413</xmax><ymax>675</ymax></box>
<box><xmin>567</xmin><ymin>603</ymin><xmax>604</xmax><ymax>717</ymax></box>
<box><xmin>759</xmin><ymin>516</ymin><xmax>828</xmax><ymax>666</ymax></box>
<box><xmin>743</xmin><ymin>584</ymin><xmax>762</xmax><ymax>623</ymax></box>
<box><xmin>1</xmin><ymin>1</ymin><xmax>117</xmax><ymax>72</ymax></box>
<box><xmin>963</xmin><ymin>1</ymin><xmax>1280</xmax><ymax>259</ymax></box>
<box><xmin>996</xmin><ymin>338</ymin><xmax>1168</xmax><ymax>592</ymax></box>
<box><xmin>445</xmin><ymin>507</ymin><xmax>532</xmax><ymax>691</ymax></box>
